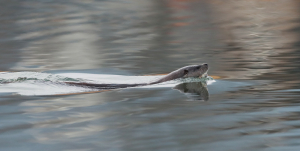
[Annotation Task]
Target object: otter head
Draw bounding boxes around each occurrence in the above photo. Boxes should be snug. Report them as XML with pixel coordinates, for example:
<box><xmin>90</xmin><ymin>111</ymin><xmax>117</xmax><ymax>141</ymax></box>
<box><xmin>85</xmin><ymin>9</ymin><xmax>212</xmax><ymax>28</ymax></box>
<box><xmin>183</xmin><ymin>63</ymin><xmax>208</xmax><ymax>78</ymax></box>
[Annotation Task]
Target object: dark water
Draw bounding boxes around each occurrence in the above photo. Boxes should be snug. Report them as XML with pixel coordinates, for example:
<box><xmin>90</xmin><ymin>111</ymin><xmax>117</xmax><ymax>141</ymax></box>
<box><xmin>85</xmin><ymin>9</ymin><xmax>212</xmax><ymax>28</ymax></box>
<box><xmin>1</xmin><ymin>0</ymin><xmax>300</xmax><ymax>150</ymax></box>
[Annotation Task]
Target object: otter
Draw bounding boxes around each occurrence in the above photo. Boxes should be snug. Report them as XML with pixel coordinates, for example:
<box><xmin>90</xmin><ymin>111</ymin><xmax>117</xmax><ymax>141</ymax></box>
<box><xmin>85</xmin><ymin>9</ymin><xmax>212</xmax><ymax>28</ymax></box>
<box><xmin>66</xmin><ymin>63</ymin><xmax>209</xmax><ymax>89</ymax></box>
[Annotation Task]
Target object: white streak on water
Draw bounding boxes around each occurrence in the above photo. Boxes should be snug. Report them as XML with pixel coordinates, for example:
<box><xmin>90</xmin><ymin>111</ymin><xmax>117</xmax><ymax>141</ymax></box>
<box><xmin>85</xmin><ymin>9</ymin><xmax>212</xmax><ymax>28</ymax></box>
<box><xmin>0</xmin><ymin>82</ymin><xmax>92</xmax><ymax>96</ymax></box>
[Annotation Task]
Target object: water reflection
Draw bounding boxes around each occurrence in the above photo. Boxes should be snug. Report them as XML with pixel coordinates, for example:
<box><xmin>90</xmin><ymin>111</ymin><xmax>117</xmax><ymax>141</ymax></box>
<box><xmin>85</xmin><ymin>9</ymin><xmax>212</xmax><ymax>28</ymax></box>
<box><xmin>208</xmin><ymin>0</ymin><xmax>300</xmax><ymax>80</ymax></box>
<box><xmin>174</xmin><ymin>81</ymin><xmax>209</xmax><ymax>101</ymax></box>
<box><xmin>1</xmin><ymin>0</ymin><xmax>300</xmax><ymax>150</ymax></box>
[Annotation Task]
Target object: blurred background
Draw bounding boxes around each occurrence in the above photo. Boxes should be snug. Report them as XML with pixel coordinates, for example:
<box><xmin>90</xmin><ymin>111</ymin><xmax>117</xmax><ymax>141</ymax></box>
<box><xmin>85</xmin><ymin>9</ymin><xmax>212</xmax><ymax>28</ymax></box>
<box><xmin>1</xmin><ymin>0</ymin><xmax>300</xmax><ymax>150</ymax></box>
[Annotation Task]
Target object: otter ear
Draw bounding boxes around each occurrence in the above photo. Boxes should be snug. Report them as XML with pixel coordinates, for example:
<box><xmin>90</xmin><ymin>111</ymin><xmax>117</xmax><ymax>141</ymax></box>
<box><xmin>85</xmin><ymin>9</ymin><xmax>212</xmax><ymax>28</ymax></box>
<box><xmin>184</xmin><ymin>69</ymin><xmax>189</xmax><ymax>76</ymax></box>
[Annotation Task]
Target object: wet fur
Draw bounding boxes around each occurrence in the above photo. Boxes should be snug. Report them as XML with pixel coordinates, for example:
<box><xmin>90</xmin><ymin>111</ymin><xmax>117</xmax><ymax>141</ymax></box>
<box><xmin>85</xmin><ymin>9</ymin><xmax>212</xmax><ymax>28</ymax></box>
<box><xmin>66</xmin><ymin>64</ymin><xmax>208</xmax><ymax>89</ymax></box>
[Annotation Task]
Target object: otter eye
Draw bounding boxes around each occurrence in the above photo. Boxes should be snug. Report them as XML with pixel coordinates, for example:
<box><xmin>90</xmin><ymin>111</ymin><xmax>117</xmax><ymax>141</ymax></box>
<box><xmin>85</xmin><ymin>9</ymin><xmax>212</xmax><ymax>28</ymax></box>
<box><xmin>184</xmin><ymin>69</ymin><xmax>188</xmax><ymax>75</ymax></box>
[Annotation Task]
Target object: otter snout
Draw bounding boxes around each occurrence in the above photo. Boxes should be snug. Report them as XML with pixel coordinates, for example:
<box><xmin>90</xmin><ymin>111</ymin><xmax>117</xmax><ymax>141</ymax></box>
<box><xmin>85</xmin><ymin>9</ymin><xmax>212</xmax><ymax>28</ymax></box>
<box><xmin>200</xmin><ymin>63</ymin><xmax>209</xmax><ymax>78</ymax></box>
<box><xmin>201</xmin><ymin>63</ymin><xmax>208</xmax><ymax>72</ymax></box>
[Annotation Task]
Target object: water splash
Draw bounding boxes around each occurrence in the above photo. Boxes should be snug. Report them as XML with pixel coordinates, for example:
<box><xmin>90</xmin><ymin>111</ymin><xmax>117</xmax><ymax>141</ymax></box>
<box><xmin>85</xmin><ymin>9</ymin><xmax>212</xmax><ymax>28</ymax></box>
<box><xmin>0</xmin><ymin>72</ymin><xmax>85</xmax><ymax>84</ymax></box>
<box><xmin>178</xmin><ymin>76</ymin><xmax>214</xmax><ymax>83</ymax></box>
<box><xmin>0</xmin><ymin>72</ymin><xmax>94</xmax><ymax>96</ymax></box>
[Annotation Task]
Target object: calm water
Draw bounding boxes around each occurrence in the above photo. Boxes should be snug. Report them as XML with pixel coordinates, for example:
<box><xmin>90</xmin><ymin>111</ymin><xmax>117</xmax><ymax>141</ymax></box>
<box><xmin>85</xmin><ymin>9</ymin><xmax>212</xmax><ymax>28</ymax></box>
<box><xmin>1</xmin><ymin>0</ymin><xmax>300</xmax><ymax>150</ymax></box>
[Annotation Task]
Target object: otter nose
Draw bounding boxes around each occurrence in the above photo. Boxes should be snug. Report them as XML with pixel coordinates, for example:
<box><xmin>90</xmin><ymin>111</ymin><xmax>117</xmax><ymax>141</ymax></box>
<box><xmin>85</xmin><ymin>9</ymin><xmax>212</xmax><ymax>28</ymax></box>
<box><xmin>203</xmin><ymin>63</ymin><xmax>208</xmax><ymax>67</ymax></box>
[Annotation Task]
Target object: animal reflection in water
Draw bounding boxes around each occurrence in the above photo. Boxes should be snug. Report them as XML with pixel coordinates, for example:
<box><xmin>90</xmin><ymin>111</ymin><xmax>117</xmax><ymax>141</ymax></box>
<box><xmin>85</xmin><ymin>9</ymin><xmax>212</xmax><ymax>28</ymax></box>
<box><xmin>174</xmin><ymin>81</ymin><xmax>209</xmax><ymax>101</ymax></box>
<box><xmin>66</xmin><ymin>81</ymin><xmax>209</xmax><ymax>101</ymax></box>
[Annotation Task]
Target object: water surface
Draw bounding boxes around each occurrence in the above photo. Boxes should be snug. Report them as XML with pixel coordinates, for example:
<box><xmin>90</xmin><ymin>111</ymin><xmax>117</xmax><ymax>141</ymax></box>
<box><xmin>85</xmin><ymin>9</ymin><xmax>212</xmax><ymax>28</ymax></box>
<box><xmin>1</xmin><ymin>0</ymin><xmax>300</xmax><ymax>150</ymax></box>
